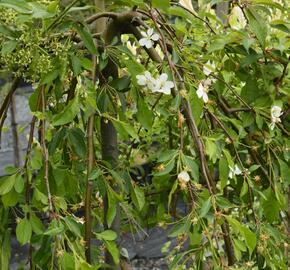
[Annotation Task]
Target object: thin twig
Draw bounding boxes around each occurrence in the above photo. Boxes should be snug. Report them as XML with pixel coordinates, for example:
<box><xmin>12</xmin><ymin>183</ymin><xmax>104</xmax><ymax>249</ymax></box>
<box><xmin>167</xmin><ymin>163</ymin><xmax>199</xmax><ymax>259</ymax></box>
<box><xmin>40</xmin><ymin>87</ymin><xmax>54</xmax><ymax>216</ymax></box>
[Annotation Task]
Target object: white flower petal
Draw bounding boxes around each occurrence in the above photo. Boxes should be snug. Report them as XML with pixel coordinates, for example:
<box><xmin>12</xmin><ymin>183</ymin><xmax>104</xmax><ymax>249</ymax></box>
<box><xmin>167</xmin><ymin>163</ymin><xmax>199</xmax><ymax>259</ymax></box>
<box><xmin>139</xmin><ymin>38</ymin><xmax>147</xmax><ymax>46</ymax></box>
<box><xmin>145</xmin><ymin>40</ymin><xmax>153</xmax><ymax>48</ymax></box>
<box><xmin>234</xmin><ymin>165</ymin><xmax>242</xmax><ymax>175</ymax></box>
<box><xmin>147</xmin><ymin>28</ymin><xmax>154</xmax><ymax>36</ymax></box>
<box><xmin>141</xmin><ymin>31</ymin><xmax>147</xmax><ymax>37</ymax></box>
<box><xmin>202</xmin><ymin>92</ymin><xmax>209</xmax><ymax>103</ymax></box>
<box><xmin>165</xmin><ymin>81</ymin><xmax>174</xmax><ymax>89</ymax></box>
<box><xmin>151</xmin><ymin>33</ymin><xmax>160</xmax><ymax>41</ymax></box>
<box><xmin>196</xmin><ymin>83</ymin><xmax>205</xmax><ymax>98</ymax></box>
<box><xmin>159</xmin><ymin>73</ymin><xmax>168</xmax><ymax>82</ymax></box>
<box><xmin>136</xmin><ymin>75</ymin><xmax>147</xmax><ymax>86</ymax></box>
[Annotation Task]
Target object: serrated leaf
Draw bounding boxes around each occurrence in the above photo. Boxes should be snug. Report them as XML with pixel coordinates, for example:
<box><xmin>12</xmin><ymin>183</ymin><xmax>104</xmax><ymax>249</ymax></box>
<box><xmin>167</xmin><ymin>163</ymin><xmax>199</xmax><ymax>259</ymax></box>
<box><xmin>1</xmin><ymin>40</ymin><xmax>18</xmax><ymax>54</ymax></box>
<box><xmin>199</xmin><ymin>197</ymin><xmax>211</xmax><ymax>218</ymax></box>
<box><xmin>104</xmin><ymin>240</ymin><xmax>119</xmax><ymax>265</ymax></box>
<box><xmin>67</xmin><ymin>128</ymin><xmax>87</xmax><ymax>158</ymax></box>
<box><xmin>16</xmin><ymin>218</ymin><xmax>32</xmax><ymax>245</ymax></box>
<box><xmin>245</xmin><ymin>7</ymin><xmax>268</xmax><ymax>47</ymax></box>
<box><xmin>0</xmin><ymin>174</ymin><xmax>16</xmax><ymax>195</ymax></box>
<box><xmin>219</xmin><ymin>157</ymin><xmax>229</xmax><ymax>190</ymax></box>
<box><xmin>14</xmin><ymin>174</ymin><xmax>24</xmax><ymax>193</ymax></box>
<box><xmin>74</xmin><ymin>24</ymin><xmax>97</xmax><ymax>55</ymax></box>
<box><xmin>136</xmin><ymin>96</ymin><xmax>154</xmax><ymax>130</ymax></box>
<box><xmin>131</xmin><ymin>184</ymin><xmax>145</xmax><ymax>210</ymax></box>
<box><xmin>52</xmin><ymin>98</ymin><xmax>79</xmax><ymax>126</ymax></box>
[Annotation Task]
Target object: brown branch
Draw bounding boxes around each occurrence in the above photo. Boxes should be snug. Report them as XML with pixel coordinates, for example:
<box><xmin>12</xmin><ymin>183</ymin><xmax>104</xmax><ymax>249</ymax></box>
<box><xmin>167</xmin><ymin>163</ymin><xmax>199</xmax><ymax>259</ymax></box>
<box><xmin>85</xmin><ymin>12</ymin><xmax>118</xmax><ymax>24</ymax></box>
<box><xmin>40</xmin><ymin>87</ymin><xmax>54</xmax><ymax>216</ymax></box>
<box><xmin>0</xmin><ymin>77</ymin><xmax>20</xmax><ymax>147</ymax></box>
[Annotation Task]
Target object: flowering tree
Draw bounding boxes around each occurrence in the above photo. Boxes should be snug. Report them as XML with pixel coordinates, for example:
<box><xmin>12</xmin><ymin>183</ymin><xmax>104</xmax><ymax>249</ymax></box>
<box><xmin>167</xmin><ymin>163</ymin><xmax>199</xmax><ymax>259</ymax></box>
<box><xmin>0</xmin><ymin>0</ymin><xmax>289</xmax><ymax>269</ymax></box>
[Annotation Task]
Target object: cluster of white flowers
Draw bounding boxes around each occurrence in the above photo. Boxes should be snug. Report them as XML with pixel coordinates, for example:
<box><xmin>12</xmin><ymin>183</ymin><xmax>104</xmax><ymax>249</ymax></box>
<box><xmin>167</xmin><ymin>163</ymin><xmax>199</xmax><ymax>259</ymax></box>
<box><xmin>270</xmin><ymin>105</ymin><xmax>283</xmax><ymax>130</ymax></box>
<box><xmin>229</xmin><ymin>165</ymin><xmax>242</xmax><ymax>179</ymax></box>
<box><xmin>136</xmin><ymin>71</ymin><xmax>174</xmax><ymax>95</ymax></box>
<box><xmin>178</xmin><ymin>171</ymin><xmax>190</xmax><ymax>189</ymax></box>
<box><xmin>139</xmin><ymin>28</ymin><xmax>160</xmax><ymax>49</ymax></box>
<box><xmin>196</xmin><ymin>61</ymin><xmax>216</xmax><ymax>103</ymax></box>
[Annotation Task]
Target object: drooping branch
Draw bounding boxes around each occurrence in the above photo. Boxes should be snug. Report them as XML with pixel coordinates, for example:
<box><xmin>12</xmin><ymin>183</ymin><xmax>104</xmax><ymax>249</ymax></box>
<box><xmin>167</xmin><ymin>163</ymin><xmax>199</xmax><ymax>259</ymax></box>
<box><xmin>40</xmin><ymin>86</ymin><xmax>54</xmax><ymax>216</ymax></box>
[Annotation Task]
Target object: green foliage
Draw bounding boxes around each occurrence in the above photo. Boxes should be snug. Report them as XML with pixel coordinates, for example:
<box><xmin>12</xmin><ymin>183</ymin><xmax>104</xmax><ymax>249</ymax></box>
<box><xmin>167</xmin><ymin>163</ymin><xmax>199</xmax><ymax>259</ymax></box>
<box><xmin>0</xmin><ymin>0</ymin><xmax>289</xmax><ymax>269</ymax></box>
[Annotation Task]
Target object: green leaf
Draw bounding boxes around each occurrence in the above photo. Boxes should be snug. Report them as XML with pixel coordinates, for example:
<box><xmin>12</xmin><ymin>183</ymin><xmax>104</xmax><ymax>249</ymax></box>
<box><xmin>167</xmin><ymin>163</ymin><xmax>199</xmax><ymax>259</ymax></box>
<box><xmin>261</xmin><ymin>188</ymin><xmax>281</xmax><ymax>222</ymax></box>
<box><xmin>14</xmin><ymin>174</ymin><xmax>24</xmax><ymax>193</ymax></box>
<box><xmin>0</xmin><ymin>174</ymin><xmax>16</xmax><ymax>195</ymax></box>
<box><xmin>0</xmin><ymin>230</ymin><xmax>10</xmax><ymax>270</ymax></box>
<box><xmin>0</xmin><ymin>25</ymin><xmax>16</xmax><ymax>37</ymax></box>
<box><xmin>70</xmin><ymin>55</ymin><xmax>82</xmax><ymax>76</ymax></box>
<box><xmin>95</xmin><ymin>230</ymin><xmax>117</xmax><ymax>241</ymax></box>
<box><xmin>0</xmin><ymin>0</ymin><xmax>31</xmax><ymax>13</ymax></box>
<box><xmin>205</xmin><ymin>139</ymin><xmax>218</xmax><ymax>163</ymax></box>
<box><xmin>1</xmin><ymin>40</ymin><xmax>18</xmax><ymax>54</ymax></box>
<box><xmin>106</xmin><ymin>187</ymin><xmax>117</xmax><ymax>228</ymax></box>
<box><xmin>136</xmin><ymin>96</ymin><xmax>154</xmax><ymax>130</ymax></box>
<box><xmin>2</xmin><ymin>188</ymin><xmax>18</xmax><ymax>207</ymax></box>
<box><xmin>241</xmin><ymin>77</ymin><xmax>262</xmax><ymax>104</ymax></box>
<box><xmin>245</xmin><ymin>7</ymin><xmax>268</xmax><ymax>47</ymax></box>
<box><xmin>110</xmin><ymin>76</ymin><xmax>131</xmax><ymax>92</ymax></box>
<box><xmin>183</xmin><ymin>155</ymin><xmax>199</xmax><ymax>181</ymax></box>
<box><xmin>219</xmin><ymin>157</ymin><xmax>229</xmax><ymax>190</ymax></box>
<box><xmin>67</xmin><ymin>128</ymin><xmax>87</xmax><ymax>158</ymax></box>
<box><xmin>112</xmin><ymin>119</ymin><xmax>138</xmax><ymax>140</ymax></box>
<box><xmin>63</xmin><ymin>216</ymin><xmax>81</xmax><ymax>237</ymax></box>
<box><xmin>152</xmin><ymin>0</ymin><xmax>170</xmax><ymax>10</ymax></box>
<box><xmin>30</xmin><ymin>2</ymin><xmax>56</xmax><ymax>19</ymax></box>
<box><xmin>60</xmin><ymin>252</ymin><xmax>75</xmax><ymax>270</ymax></box>
<box><xmin>168</xmin><ymin>180</ymin><xmax>178</xmax><ymax>209</ymax></box>
<box><xmin>227</xmin><ymin>217</ymin><xmax>256</xmax><ymax>255</ymax></box>
<box><xmin>154</xmin><ymin>159</ymin><xmax>175</xmax><ymax>176</ymax></box>
<box><xmin>104</xmin><ymin>241</ymin><xmax>119</xmax><ymax>265</ymax></box>
<box><xmin>52</xmin><ymin>98</ymin><xmax>79</xmax><ymax>126</ymax></box>
<box><xmin>74</xmin><ymin>24</ymin><xmax>97</xmax><ymax>55</ymax></box>
<box><xmin>199</xmin><ymin>197</ymin><xmax>211</xmax><ymax>218</ymax></box>
<box><xmin>40</xmin><ymin>69</ymin><xmax>59</xmax><ymax>85</ymax></box>
<box><xmin>279</xmin><ymin>159</ymin><xmax>290</xmax><ymax>184</ymax></box>
<box><xmin>131</xmin><ymin>184</ymin><xmax>145</xmax><ymax>210</ymax></box>
<box><xmin>44</xmin><ymin>220</ymin><xmax>64</xmax><ymax>236</ymax></box>
<box><xmin>30</xmin><ymin>213</ymin><xmax>44</xmax><ymax>235</ymax></box>
<box><xmin>240</xmin><ymin>180</ymin><xmax>248</xmax><ymax>198</ymax></box>
<box><xmin>16</xmin><ymin>218</ymin><xmax>32</xmax><ymax>245</ymax></box>
<box><xmin>241</xmin><ymin>226</ymin><xmax>257</xmax><ymax>256</ymax></box>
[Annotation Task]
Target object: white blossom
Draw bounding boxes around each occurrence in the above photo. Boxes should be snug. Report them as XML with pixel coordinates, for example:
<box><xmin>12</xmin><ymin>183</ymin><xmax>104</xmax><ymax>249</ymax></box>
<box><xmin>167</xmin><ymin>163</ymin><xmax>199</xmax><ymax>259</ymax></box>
<box><xmin>229</xmin><ymin>6</ymin><xmax>247</xmax><ymax>30</ymax></box>
<box><xmin>139</xmin><ymin>28</ymin><xmax>159</xmax><ymax>49</ymax></box>
<box><xmin>203</xmin><ymin>61</ymin><xmax>216</xmax><ymax>76</ymax></box>
<box><xmin>136</xmin><ymin>72</ymin><xmax>174</xmax><ymax>95</ymax></box>
<box><xmin>229</xmin><ymin>165</ymin><xmax>242</xmax><ymax>179</ymax></box>
<box><xmin>152</xmin><ymin>73</ymin><xmax>174</xmax><ymax>95</ymax></box>
<box><xmin>136</xmin><ymin>71</ymin><xmax>154</xmax><ymax>86</ymax></box>
<box><xmin>178</xmin><ymin>171</ymin><xmax>190</xmax><ymax>189</ymax></box>
<box><xmin>196</xmin><ymin>82</ymin><xmax>209</xmax><ymax>103</ymax></box>
<box><xmin>270</xmin><ymin>105</ymin><xmax>283</xmax><ymax>130</ymax></box>
<box><xmin>178</xmin><ymin>171</ymin><xmax>190</xmax><ymax>182</ymax></box>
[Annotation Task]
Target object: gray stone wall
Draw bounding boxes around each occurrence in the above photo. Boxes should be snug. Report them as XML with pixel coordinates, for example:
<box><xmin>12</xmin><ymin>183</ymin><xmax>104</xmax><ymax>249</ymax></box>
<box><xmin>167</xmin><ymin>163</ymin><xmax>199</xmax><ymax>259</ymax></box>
<box><xmin>0</xmin><ymin>87</ymin><xmax>33</xmax><ymax>175</ymax></box>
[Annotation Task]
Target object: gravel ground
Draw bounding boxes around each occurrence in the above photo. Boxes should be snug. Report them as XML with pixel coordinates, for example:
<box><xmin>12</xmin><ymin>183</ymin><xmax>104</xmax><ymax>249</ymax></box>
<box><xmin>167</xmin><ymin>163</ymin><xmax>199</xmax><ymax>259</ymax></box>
<box><xmin>131</xmin><ymin>258</ymin><xmax>169</xmax><ymax>270</ymax></box>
